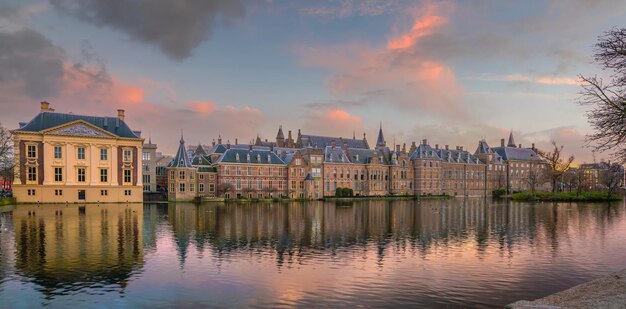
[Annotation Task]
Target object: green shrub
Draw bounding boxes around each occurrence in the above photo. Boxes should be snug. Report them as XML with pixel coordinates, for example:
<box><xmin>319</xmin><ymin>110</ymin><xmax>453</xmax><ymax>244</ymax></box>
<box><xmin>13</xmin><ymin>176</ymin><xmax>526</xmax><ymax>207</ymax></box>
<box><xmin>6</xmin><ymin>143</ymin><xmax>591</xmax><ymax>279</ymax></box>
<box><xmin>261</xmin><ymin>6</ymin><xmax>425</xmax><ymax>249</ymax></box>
<box><xmin>492</xmin><ymin>189</ymin><xmax>506</xmax><ymax>197</ymax></box>
<box><xmin>511</xmin><ymin>191</ymin><xmax>620</xmax><ymax>202</ymax></box>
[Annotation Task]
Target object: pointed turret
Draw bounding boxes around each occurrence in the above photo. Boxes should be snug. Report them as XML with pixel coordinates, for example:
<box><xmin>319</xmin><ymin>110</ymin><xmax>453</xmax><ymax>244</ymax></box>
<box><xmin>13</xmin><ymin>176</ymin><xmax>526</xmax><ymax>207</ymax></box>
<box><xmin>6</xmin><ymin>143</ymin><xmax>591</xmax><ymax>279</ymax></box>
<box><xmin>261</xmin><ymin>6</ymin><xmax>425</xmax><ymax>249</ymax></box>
<box><xmin>255</xmin><ymin>134</ymin><xmax>262</xmax><ymax>146</ymax></box>
<box><xmin>169</xmin><ymin>133</ymin><xmax>193</xmax><ymax>168</ymax></box>
<box><xmin>376</xmin><ymin>122</ymin><xmax>385</xmax><ymax>148</ymax></box>
<box><xmin>507</xmin><ymin>130</ymin><xmax>516</xmax><ymax>148</ymax></box>
<box><xmin>194</xmin><ymin>144</ymin><xmax>207</xmax><ymax>156</ymax></box>
<box><xmin>276</xmin><ymin>125</ymin><xmax>285</xmax><ymax>147</ymax></box>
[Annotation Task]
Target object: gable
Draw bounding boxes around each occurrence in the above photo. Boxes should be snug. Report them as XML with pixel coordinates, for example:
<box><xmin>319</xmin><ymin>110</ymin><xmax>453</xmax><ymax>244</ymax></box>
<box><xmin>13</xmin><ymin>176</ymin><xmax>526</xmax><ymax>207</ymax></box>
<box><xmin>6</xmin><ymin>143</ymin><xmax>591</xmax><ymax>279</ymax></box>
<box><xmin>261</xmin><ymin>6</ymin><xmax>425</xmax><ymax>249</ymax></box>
<box><xmin>45</xmin><ymin>121</ymin><xmax>117</xmax><ymax>138</ymax></box>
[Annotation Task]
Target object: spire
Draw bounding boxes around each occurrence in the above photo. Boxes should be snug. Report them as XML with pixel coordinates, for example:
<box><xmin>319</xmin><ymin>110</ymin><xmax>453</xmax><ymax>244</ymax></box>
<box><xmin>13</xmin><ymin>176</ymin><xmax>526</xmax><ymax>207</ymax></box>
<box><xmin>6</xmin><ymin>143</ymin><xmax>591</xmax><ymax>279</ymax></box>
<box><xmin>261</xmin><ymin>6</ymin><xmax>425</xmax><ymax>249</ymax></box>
<box><xmin>507</xmin><ymin>130</ymin><xmax>516</xmax><ymax>147</ymax></box>
<box><xmin>169</xmin><ymin>133</ymin><xmax>193</xmax><ymax>168</ymax></box>
<box><xmin>353</xmin><ymin>130</ymin><xmax>356</xmax><ymax>140</ymax></box>
<box><xmin>376</xmin><ymin>122</ymin><xmax>385</xmax><ymax>147</ymax></box>
<box><xmin>276</xmin><ymin>125</ymin><xmax>285</xmax><ymax>139</ymax></box>
<box><xmin>148</xmin><ymin>135</ymin><xmax>152</xmax><ymax>144</ymax></box>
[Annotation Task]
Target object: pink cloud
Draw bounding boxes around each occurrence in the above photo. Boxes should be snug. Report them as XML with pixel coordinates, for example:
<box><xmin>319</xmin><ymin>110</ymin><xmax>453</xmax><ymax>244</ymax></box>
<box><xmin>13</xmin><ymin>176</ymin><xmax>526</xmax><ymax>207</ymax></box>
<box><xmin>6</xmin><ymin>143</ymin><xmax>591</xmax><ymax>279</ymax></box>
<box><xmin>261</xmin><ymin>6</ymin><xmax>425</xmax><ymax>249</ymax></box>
<box><xmin>387</xmin><ymin>4</ymin><xmax>446</xmax><ymax>50</ymax></box>
<box><xmin>301</xmin><ymin>107</ymin><xmax>362</xmax><ymax>137</ymax></box>
<box><xmin>188</xmin><ymin>101</ymin><xmax>217</xmax><ymax>115</ymax></box>
<box><xmin>294</xmin><ymin>2</ymin><xmax>464</xmax><ymax>119</ymax></box>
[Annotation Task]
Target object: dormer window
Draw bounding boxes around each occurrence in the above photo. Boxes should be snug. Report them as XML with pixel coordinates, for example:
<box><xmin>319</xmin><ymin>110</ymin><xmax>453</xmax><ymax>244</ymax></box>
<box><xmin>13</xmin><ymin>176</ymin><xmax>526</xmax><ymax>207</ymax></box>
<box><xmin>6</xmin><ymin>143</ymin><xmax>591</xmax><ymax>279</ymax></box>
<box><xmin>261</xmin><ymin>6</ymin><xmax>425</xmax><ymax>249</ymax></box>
<box><xmin>267</xmin><ymin>154</ymin><xmax>271</xmax><ymax>162</ymax></box>
<box><xmin>257</xmin><ymin>154</ymin><xmax>261</xmax><ymax>162</ymax></box>
<box><xmin>355</xmin><ymin>154</ymin><xmax>359</xmax><ymax>161</ymax></box>
<box><xmin>247</xmin><ymin>154</ymin><xmax>250</xmax><ymax>162</ymax></box>
<box><xmin>235</xmin><ymin>153</ymin><xmax>240</xmax><ymax>161</ymax></box>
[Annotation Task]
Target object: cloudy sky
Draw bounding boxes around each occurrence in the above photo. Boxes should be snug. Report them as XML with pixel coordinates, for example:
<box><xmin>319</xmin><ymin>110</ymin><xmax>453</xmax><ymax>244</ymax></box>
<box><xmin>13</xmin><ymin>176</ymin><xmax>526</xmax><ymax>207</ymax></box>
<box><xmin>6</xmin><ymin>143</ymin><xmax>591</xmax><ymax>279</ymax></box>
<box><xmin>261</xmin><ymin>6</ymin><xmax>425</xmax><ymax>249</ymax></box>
<box><xmin>1</xmin><ymin>0</ymin><xmax>625</xmax><ymax>162</ymax></box>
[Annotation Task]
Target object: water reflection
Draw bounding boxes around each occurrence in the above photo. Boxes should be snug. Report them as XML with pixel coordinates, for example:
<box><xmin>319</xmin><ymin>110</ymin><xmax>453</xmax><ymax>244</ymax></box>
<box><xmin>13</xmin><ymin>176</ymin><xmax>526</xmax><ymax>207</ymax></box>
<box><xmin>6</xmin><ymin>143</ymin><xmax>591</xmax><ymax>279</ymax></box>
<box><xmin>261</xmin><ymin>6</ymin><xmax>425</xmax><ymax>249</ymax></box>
<box><xmin>11</xmin><ymin>204</ymin><xmax>143</xmax><ymax>297</ymax></box>
<box><xmin>0</xmin><ymin>199</ymin><xmax>624</xmax><ymax>308</ymax></box>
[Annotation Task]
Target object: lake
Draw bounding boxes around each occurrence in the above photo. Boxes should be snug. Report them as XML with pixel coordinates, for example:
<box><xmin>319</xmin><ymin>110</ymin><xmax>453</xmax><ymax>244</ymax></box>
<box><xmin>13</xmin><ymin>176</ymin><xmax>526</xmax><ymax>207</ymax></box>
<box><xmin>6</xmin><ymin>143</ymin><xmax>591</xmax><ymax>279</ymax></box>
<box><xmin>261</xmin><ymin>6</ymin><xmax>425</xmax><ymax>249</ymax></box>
<box><xmin>1</xmin><ymin>199</ymin><xmax>625</xmax><ymax>308</ymax></box>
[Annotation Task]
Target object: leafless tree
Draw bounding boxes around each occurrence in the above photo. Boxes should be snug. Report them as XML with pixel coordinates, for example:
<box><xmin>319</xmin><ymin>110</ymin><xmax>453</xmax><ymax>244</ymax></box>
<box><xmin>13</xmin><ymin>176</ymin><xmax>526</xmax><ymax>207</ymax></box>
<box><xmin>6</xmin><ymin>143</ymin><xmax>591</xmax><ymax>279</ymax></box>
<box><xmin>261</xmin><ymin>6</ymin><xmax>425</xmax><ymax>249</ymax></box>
<box><xmin>599</xmin><ymin>162</ymin><xmax>623</xmax><ymax>198</ymax></box>
<box><xmin>0</xmin><ymin>123</ymin><xmax>14</xmax><ymax>188</ymax></box>
<box><xmin>217</xmin><ymin>182</ymin><xmax>233</xmax><ymax>197</ymax></box>
<box><xmin>536</xmin><ymin>141</ymin><xmax>575</xmax><ymax>192</ymax></box>
<box><xmin>522</xmin><ymin>162</ymin><xmax>548</xmax><ymax>195</ymax></box>
<box><xmin>578</xmin><ymin>27</ymin><xmax>626</xmax><ymax>163</ymax></box>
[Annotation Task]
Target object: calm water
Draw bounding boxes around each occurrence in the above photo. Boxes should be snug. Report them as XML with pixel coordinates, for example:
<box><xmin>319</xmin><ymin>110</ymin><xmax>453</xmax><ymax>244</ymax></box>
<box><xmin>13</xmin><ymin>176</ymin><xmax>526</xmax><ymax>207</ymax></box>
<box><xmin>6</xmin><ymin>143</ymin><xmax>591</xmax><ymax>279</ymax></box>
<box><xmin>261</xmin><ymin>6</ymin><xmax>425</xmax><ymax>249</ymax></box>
<box><xmin>1</xmin><ymin>199</ymin><xmax>625</xmax><ymax>308</ymax></box>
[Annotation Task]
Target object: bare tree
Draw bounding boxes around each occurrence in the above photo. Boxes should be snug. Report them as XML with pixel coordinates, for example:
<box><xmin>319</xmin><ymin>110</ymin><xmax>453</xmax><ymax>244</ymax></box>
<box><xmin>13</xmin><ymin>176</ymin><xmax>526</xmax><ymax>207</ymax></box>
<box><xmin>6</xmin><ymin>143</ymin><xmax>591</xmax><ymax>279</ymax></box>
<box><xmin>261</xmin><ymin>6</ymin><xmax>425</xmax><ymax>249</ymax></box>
<box><xmin>217</xmin><ymin>182</ymin><xmax>233</xmax><ymax>197</ymax></box>
<box><xmin>0</xmin><ymin>123</ymin><xmax>14</xmax><ymax>189</ymax></box>
<box><xmin>522</xmin><ymin>162</ymin><xmax>548</xmax><ymax>195</ymax></box>
<box><xmin>578</xmin><ymin>28</ymin><xmax>626</xmax><ymax>162</ymax></box>
<box><xmin>599</xmin><ymin>162</ymin><xmax>623</xmax><ymax>198</ymax></box>
<box><xmin>536</xmin><ymin>141</ymin><xmax>575</xmax><ymax>192</ymax></box>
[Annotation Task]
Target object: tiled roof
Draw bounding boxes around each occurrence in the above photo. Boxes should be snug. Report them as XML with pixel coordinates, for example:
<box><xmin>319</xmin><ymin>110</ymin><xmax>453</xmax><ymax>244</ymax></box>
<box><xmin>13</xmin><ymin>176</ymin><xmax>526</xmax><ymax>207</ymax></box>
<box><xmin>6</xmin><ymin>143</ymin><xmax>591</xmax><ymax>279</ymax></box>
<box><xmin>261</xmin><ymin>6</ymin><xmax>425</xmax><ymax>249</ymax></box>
<box><xmin>492</xmin><ymin>146</ymin><xmax>541</xmax><ymax>161</ymax></box>
<box><xmin>191</xmin><ymin>154</ymin><xmax>212</xmax><ymax>166</ymax></box>
<box><xmin>409</xmin><ymin>144</ymin><xmax>441</xmax><ymax>160</ymax></box>
<box><xmin>435</xmin><ymin>149</ymin><xmax>483</xmax><ymax>164</ymax></box>
<box><xmin>16</xmin><ymin>111</ymin><xmax>140</xmax><ymax>138</ymax></box>
<box><xmin>216</xmin><ymin>149</ymin><xmax>285</xmax><ymax>165</ymax></box>
<box><xmin>168</xmin><ymin>136</ymin><xmax>193</xmax><ymax>168</ymax></box>
<box><xmin>300</xmin><ymin>135</ymin><xmax>369</xmax><ymax>149</ymax></box>
<box><xmin>197</xmin><ymin>166</ymin><xmax>217</xmax><ymax>173</ymax></box>
<box><xmin>323</xmin><ymin>146</ymin><xmax>351</xmax><ymax>163</ymax></box>
<box><xmin>347</xmin><ymin>148</ymin><xmax>374</xmax><ymax>164</ymax></box>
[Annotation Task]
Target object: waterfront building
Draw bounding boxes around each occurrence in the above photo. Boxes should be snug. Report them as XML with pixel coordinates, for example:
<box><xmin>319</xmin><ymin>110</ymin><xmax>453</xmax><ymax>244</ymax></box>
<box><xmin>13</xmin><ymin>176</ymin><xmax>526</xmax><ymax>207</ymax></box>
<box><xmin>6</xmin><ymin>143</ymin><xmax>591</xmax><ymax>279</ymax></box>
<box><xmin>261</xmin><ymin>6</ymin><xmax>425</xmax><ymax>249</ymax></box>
<box><xmin>491</xmin><ymin>132</ymin><xmax>551</xmax><ymax>192</ymax></box>
<box><xmin>163</xmin><ymin>125</ymin><xmax>554</xmax><ymax>200</ymax></box>
<box><xmin>142</xmin><ymin>138</ymin><xmax>157</xmax><ymax>192</ymax></box>
<box><xmin>12</xmin><ymin>102</ymin><xmax>144</xmax><ymax>203</ymax></box>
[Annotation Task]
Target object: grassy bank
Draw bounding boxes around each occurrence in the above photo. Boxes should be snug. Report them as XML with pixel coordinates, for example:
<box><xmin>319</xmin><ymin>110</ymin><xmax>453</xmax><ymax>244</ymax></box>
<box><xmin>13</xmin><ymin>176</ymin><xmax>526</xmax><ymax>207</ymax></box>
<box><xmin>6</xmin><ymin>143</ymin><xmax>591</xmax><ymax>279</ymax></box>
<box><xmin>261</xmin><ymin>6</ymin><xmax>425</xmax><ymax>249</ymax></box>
<box><xmin>511</xmin><ymin>191</ymin><xmax>621</xmax><ymax>202</ymax></box>
<box><xmin>0</xmin><ymin>197</ymin><xmax>16</xmax><ymax>206</ymax></box>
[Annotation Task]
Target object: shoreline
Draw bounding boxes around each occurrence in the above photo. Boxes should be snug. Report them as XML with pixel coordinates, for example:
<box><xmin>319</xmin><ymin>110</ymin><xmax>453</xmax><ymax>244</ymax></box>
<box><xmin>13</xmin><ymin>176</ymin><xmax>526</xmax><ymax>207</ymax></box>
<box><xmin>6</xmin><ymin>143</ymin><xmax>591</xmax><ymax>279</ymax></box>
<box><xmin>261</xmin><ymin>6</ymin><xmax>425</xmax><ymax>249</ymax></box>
<box><xmin>507</xmin><ymin>269</ymin><xmax>626</xmax><ymax>308</ymax></box>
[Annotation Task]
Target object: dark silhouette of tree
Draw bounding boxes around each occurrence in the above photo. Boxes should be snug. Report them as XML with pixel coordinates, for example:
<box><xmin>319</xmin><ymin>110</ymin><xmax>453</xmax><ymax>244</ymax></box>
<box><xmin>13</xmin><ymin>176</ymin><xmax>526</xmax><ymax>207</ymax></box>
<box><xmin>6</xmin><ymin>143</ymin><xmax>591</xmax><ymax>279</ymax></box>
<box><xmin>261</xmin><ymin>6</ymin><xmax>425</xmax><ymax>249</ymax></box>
<box><xmin>578</xmin><ymin>27</ymin><xmax>626</xmax><ymax>162</ymax></box>
<box><xmin>599</xmin><ymin>162</ymin><xmax>623</xmax><ymax>198</ymax></box>
<box><xmin>0</xmin><ymin>123</ymin><xmax>14</xmax><ymax>187</ymax></box>
<box><xmin>536</xmin><ymin>141</ymin><xmax>575</xmax><ymax>192</ymax></box>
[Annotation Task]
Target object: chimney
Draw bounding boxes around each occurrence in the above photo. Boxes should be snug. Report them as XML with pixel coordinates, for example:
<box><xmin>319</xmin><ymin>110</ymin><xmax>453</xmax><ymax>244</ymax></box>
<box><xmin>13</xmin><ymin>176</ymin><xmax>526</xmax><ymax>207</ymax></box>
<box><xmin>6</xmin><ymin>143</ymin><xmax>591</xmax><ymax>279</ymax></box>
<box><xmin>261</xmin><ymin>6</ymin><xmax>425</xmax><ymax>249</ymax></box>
<box><xmin>331</xmin><ymin>140</ymin><xmax>336</xmax><ymax>148</ymax></box>
<box><xmin>445</xmin><ymin>145</ymin><xmax>449</xmax><ymax>150</ymax></box>
<box><xmin>342</xmin><ymin>142</ymin><xmax>348</xmax><ymax>151</ymax></box>
<box><xmin>235</xmin><ymin>138</ymin><xmax>238</xmax><ymax>145</ymax></box>
<box><xmin>501</xmin><ymin>138</ymin><xmax>505</xmax><ymax>147</ymax></box>
<box><xmin>218</xmin><ymin>135</ymin><xmax>222</xmax><ymax>144</ymax></box>
<box><xmin>435</xmin><ymin>144</ymin><xmax>439</xmax><ymax>149</ymax></box>
<box><xmin>212</xmin><ymin>139</ymin><xmax>216</xmax><ymax>146</ymax></box>
<box><xmin>117</xmin><ymin>109</ymin><xmax>125</xmax><ymax>121</ymax></box>
<box><xmin>226</xmin><ymin>140</ymin><xmax>231</xmax><ymax>149</ymax></box>
<box><xmin>460</xmin><ymin>146</ymin><xmax>464</xmax><ymax>151</ymax></box>
<box><xmin>396</xmin><ymin>145</ymin><xmax>401</xmax><ymax>152</ymax></box>
<box><xmin>519</xmin><ymin>144</ymin><xmax>522</xmax><ymax>148</ymax></box>
<box><xmin>249</xmin><ymin>144</ymin><xmax>253</xmax><ymax>150</ymax></box>
<box><xmin>270</xmin><ymin>144</ymin><xmax>274</xmax><ymax>151</ymax></box>
<box><xmin>40</xmin><ymin>101</ymin><xmax>53</xmax><ymax>112</ymax></box>
<box><xmin>422</xmin><ymin>139</ymin><xmax>427</xmax><ymax>145</ymax></box>
<box><xmin>532</xmin><ymin>143</ymin><xmax>535</xmax><ymax>150</ymax></box>
<box><xmin>402</xmin><ymin>143</ymin><xmax>406</xmax><ymax>153</ymax></box>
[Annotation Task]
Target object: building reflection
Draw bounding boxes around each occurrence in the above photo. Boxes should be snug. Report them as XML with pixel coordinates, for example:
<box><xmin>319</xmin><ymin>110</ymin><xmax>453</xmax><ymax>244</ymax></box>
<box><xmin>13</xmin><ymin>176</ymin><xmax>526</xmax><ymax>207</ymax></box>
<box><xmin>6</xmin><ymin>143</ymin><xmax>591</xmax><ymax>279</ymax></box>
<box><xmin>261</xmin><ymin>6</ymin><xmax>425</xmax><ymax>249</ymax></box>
<box><xmin>164</xmin><ymin>199</ymin><xmax>622</xmax><ymax>268</ymax></box>
<box><xmin>11</xmin><ymin>204</ymin><xmax>143</xmax><ymax>296</ymax></box>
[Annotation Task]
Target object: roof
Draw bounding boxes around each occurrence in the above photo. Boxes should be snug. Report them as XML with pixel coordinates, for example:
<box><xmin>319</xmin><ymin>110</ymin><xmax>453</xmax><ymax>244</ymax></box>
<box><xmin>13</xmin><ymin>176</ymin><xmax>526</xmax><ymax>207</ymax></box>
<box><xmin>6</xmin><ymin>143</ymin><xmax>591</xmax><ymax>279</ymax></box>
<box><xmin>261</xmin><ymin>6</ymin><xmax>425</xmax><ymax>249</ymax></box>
<box><xmin>16</xmin><ymin>111</ymin><xmax>140</xmax><ymax>138</ymax></box>
<box><xmin>492</xmin><ymin>146</ymin><xmax>541</xmax><ymax>161</ymax></box>
<box><xmin>435</xmin><ymin>149</ymin><xmax>482</xmax><ymax>164</ymax></box>
<box><xmin>191</xmin><ymin>154</ymin><xmax>212</xmax><ymax>166</ymax></box>
<box><xmin>168</xmin><ymin>136</ymin><xmax>193</xmax><ymax>168</ymax></box>
<box><xmin>216</xmin><ymin>149</ymin><xmax>285</xmax><ymax>165</ymax></box>
<box><xmin>276</xmin><ymin>125</ymin><xmax>285</xmax><ymax>139</ymax></box>
<box><xmin>299</xmin><ymin>135</ymin><xmax>369</xmax><ymax>149</ymax></box>
<box><xmin>197</xmin><ymin>166</ymin><xmax>217</xmax><ymax>173</ymax></box>
<box><xmin>409</xmin><ymin>144</ymin><xmax>441</xmax><ymax>160</ymax></box>
<box><xmin>323</xmin><ymin>146</ymin><xmax>351</xmax><ymax>163</ymax></box>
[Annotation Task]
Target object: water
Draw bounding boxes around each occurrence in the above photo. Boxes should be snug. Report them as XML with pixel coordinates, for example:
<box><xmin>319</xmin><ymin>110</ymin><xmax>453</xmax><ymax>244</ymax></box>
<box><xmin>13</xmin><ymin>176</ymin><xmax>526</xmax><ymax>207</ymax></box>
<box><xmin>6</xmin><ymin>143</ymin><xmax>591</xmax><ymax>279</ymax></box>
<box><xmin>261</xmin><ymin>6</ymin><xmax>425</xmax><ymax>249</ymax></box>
<box><xmin>1</xmin><ymin>199</ymin><xmax>625</xmax><ymax>308</ymax></box>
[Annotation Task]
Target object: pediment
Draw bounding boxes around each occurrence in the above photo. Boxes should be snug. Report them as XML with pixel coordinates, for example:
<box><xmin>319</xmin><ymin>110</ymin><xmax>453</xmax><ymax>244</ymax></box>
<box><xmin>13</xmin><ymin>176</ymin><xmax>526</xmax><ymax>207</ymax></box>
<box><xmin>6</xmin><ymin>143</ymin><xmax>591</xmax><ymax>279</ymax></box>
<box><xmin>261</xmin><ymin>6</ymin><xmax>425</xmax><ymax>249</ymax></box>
<box><xmin>45</xmin><ymin>121</ymin><xmax>116</xmax><ymax>138</ymax></box>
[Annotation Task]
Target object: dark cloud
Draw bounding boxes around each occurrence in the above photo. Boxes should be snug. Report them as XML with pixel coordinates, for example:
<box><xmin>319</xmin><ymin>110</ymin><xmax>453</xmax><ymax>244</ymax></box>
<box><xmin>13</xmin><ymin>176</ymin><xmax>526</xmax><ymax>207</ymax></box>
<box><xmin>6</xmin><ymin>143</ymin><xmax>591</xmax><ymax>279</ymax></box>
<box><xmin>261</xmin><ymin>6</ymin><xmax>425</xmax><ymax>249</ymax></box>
<box><xmin>50</xmin><ymin>0</ymin><xmax>247</xmax><ymax>60</ymax></box>
<box><xmin>0</xmin><ymin>28</ymin><xmax>65</xmax><ymax>98</ymax></box>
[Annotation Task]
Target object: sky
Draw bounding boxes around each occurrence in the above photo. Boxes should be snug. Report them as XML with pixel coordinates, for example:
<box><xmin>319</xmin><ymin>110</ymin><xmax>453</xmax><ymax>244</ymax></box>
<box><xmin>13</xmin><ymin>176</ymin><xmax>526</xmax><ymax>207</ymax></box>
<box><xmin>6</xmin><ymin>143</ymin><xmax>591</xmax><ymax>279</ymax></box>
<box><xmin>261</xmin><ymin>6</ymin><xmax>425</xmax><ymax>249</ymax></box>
<box><xmin>1</xmin><ymin>0</ymin><xmax>625</xmax><ymax>162</ymax></box>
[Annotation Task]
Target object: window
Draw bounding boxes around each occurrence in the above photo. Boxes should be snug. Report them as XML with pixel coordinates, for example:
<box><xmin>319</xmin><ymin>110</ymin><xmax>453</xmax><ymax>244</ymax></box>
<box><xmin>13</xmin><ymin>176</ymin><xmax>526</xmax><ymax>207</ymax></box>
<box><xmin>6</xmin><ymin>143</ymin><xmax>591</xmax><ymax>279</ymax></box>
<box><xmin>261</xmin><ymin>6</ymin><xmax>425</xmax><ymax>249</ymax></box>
<box><xmin>55</xmin><ymin>189</ymin><xmax>62</xmax><ymax>196</ymax></box>
<box><xmin>209</xmin><ymin>184</ymin><xmax>215</xmax><ymax>192</ymax></box>
<box><xmin>27</xmin><ymin>166</ymin><xmax>37</xmax><ymax>183</ymax></box>
<box><xmin>291</xmin><ymin>180</ymin><xmax>296</xmax><ymax>189</ymax></box>
<box><xmin>170</xmin><ymin>183</ymin><xmax>175</xmax><ymax>193</ymax></box>
<box><xmin>77</xmin><ymin>147</ymin><xmax>85</xmax><ymax>160</ymax></box>
<box><xmin>125</xmin><ymin>190</ymin><xmax>132</xmax><ymax>196</ymax></box>
<box><xmin>123</xmin><ymin>149</ymin><xmax>132</xmax><ymax>162</ymax></box>
<box><xmin>190</xmin><ymin>172</ymin><xmax>195</xmax><ymax>180</ymax></box>
<box><xmin>100</xmin><ymin>169</ymin><xmax>108</xmax><ymax>182</ymax></box>
<box><xmin>54</xmin><ymin>146</ymin><xmax>62</xmax><ymax>159</ymax></box>
<box><xmin>54</xmin><ymin>167</ymin><xmax>63</xmax><ymax>182</ymax></box>
<box><xmin>27</xmin><ymin>145</ymin><xmax>36</xmax><ymax>158</ymax></box>
<box><xmin>199</xmin><ymin>183</ymin><xmax>205</xmax><ymax>192</ymax></box>
<box><xmin>179</xmin><ymin>183</ymin><xmax>185</xmax><ymax>192</ymax></box>
<box><xmin>27</xmin><ymin>189</ymin><xmax>36</xmax><ymax>196</ymax></box>
<box><xmin>143</xmin><ymin>175</ymin><xmax>150</xmax><ymax>184</ymax></box>
<box><xmin>143</xmin><ymin>151</ymin><xmax>151</xmax><ymax>161</ymax></box>
<box><xmin>258</xmin><ymin>180</ymin><xmax>263</xmax><ymax>190</ymax></box>
<box><xmin>179</xmin><ymin>171</ymin><xmax>186</xmax><ymax>180</ymax></box>
<box><xmin>77</xmin><ymin>168</ymin><xmax>86</xmax><ymax>182</ymax></box>
<box><xmin>199</xmin><ymin>174</ymin><xmax>204</xmax><ymax>180</ymax></box>
<box><xmin>190</xmin><ymin>183</ymin><xmax>195</xmax><ymax>192</ymax></box>
<box><xmin>100</xmin><ymin>148</ymin><xmax>108</xmax><ymax>160</ymax></box>
<box><xmin>295</xmin><ymin>158</ymin><xmax>301</xmax><ymax>165</ymax></box>
<box><xmin>236</xmin><ymin>179</ymin><xmax>241</xmax><ymax>189</ymax></box>
<box><xmin>124</xmin><ymin>169</ymin><xmax>132</xmax><ymax>184</ymax></box>
<box><xmin>101</xmin><ymin>190</ymin><xmax>108</xmax><ymax>196</ymax></box>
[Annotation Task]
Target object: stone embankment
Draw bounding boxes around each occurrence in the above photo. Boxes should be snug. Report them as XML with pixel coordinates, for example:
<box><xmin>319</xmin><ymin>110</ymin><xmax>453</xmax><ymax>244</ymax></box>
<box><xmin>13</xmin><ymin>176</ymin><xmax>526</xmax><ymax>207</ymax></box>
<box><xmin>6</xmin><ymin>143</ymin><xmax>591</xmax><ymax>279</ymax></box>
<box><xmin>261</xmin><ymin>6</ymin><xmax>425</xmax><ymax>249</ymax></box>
<box><xmin>508</xmin><ymin>269</ymin><xmax>626</xmax><ymax>309</ymax></box>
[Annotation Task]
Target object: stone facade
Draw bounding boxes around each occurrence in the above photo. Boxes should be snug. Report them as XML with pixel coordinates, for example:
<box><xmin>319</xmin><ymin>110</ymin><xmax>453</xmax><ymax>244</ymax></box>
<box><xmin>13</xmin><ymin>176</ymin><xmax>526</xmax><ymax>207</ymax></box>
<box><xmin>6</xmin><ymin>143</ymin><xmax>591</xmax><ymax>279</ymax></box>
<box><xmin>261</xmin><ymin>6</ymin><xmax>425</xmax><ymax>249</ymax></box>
<box><xmin>12</xmin><ymin>102</ymin><xmax>144</xmax><ymax>203</ymax></box>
